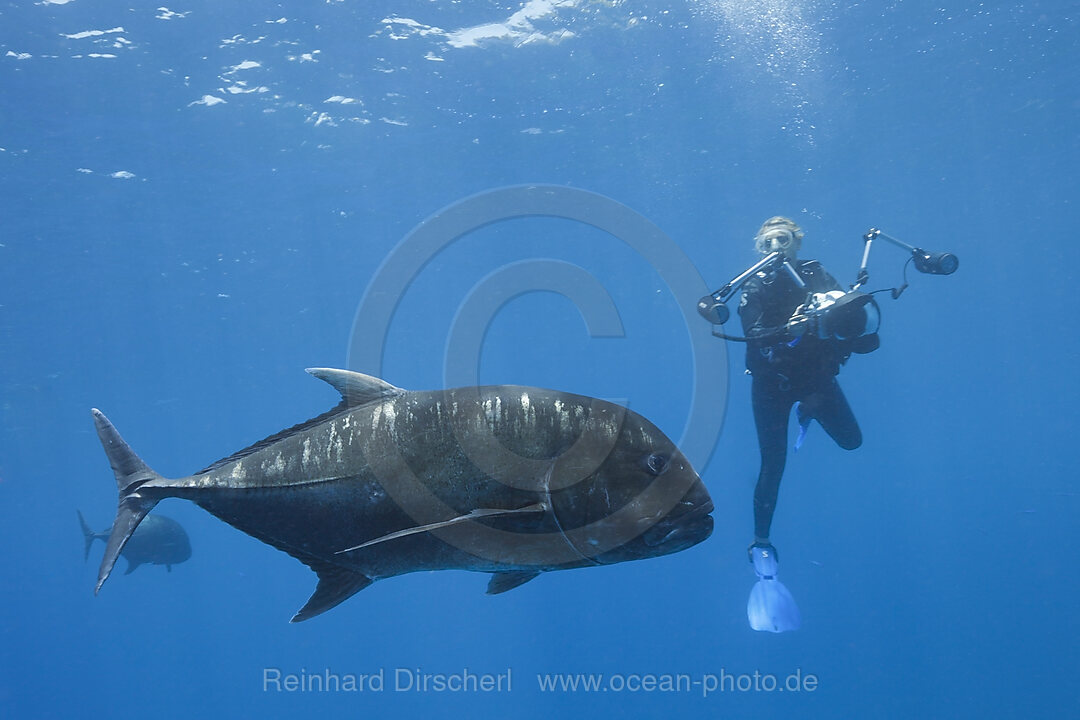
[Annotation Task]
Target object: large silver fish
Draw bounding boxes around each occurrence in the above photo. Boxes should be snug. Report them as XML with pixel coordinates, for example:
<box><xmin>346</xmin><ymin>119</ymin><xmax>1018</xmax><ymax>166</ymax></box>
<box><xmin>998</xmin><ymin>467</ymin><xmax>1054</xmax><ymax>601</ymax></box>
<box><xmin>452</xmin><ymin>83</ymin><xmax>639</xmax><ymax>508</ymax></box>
<box><xmin>91</xmin><ymin>369</ymin><xmax>713</xmax><ymax>621</ymax></box>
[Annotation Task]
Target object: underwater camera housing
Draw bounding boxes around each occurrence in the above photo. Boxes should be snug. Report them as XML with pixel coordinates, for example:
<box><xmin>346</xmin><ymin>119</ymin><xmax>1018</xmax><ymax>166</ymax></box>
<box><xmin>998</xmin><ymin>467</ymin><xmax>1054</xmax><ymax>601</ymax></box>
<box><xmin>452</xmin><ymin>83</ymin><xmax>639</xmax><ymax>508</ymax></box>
<box><xmin>786</xmin><ymin>290</ymin><xmax>881</xmax><ymax>340</ymax></box>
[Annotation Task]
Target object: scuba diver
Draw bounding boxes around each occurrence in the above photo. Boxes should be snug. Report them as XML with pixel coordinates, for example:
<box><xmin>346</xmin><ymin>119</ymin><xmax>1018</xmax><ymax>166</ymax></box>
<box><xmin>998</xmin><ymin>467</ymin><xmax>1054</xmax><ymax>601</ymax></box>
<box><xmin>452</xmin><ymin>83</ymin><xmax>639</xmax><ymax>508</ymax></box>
<box><xmin>698</xmin><ymin>217</ymin><xmax>955</xmax><ymax>632</ymax></box>
<box><xmin>698</xmin><ymin>216</ymin><xmax>883</xmax><ymax>632</ymax></box>
<box><xmin>739</xmin><ymin>217</ymin><xmax>879</xmax><ymax>552</ymax></box>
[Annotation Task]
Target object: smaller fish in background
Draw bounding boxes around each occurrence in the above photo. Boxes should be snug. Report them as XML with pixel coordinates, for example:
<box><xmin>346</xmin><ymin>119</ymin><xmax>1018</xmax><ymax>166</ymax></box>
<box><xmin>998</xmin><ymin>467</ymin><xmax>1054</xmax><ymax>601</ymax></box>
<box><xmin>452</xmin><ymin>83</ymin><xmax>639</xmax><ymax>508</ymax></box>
<box><xmin>78</xmin><ymin>510</ymin><xmax>191</xmax><ymax>575</ymax></box>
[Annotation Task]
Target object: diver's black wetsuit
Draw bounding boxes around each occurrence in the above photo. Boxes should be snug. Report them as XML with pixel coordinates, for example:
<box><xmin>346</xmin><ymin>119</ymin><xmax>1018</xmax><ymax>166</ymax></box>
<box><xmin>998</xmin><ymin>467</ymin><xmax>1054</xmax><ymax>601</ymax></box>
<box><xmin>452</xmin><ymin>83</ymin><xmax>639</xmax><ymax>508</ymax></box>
<box><xmin>738</xmin><ymin>260</ymin><xmax>878</xmax><ymax>540</ymax></box>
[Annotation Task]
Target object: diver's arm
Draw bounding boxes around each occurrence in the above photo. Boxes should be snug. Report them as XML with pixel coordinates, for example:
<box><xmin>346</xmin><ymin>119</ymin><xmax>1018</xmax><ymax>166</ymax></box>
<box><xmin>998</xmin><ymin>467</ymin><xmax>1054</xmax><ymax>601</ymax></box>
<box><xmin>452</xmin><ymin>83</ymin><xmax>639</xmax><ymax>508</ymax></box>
<box><xmin>739</xmin><ymin>284</ymin><xmax>784</xmax><ymax>341</ymax></box>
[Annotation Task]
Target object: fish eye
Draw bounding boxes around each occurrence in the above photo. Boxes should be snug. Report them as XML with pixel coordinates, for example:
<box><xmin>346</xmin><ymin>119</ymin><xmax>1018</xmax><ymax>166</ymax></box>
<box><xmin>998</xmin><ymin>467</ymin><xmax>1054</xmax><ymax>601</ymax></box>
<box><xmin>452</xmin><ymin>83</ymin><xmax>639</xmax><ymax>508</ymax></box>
<box><xmin>642</xmin><ymin>452</ymin><xmax>670</xmax><ymax>476</ymax></box>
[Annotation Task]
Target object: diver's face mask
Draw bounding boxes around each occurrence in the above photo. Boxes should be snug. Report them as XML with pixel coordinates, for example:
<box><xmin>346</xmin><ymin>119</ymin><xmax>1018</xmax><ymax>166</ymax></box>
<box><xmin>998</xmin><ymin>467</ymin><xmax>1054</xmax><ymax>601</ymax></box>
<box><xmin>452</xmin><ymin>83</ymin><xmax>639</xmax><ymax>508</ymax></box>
<box><xmin>755</xmin><ymin>227</ymin><xmax>799</xmax><ymax>258</ymax></box>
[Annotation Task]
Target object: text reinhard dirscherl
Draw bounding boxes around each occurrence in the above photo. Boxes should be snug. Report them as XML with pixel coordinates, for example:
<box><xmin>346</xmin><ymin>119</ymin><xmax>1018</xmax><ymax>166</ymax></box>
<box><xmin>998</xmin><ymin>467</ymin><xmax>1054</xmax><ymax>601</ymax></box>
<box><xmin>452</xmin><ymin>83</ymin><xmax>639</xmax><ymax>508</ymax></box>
<box><xmin>263</xmin><ymin>667</ymin><xmax>512</xmax><ymax>693</ymax></box>
<box><xmin>261</xmin><ymin>667</ymin><xmax>819</xmax><ymax>697</ymax></box>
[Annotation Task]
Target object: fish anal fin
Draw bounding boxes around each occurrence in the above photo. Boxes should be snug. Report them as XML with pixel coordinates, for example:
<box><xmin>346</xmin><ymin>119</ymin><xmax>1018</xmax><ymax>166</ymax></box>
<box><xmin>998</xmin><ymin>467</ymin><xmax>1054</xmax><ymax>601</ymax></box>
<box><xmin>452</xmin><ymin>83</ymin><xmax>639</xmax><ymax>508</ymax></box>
<box><xmin>486</xmin><ymin>571</ymin><xmax>540</xmax><ymax>595</ymax></box>
<box><xmin>306</xmin><ymin>368</ymin><xmax>405</xmax><ymax>407</ymax></box>
<box><xmin>292</xmin><ymin>560</ymin><xmax>374</xmax><ymax>623</ymax></box>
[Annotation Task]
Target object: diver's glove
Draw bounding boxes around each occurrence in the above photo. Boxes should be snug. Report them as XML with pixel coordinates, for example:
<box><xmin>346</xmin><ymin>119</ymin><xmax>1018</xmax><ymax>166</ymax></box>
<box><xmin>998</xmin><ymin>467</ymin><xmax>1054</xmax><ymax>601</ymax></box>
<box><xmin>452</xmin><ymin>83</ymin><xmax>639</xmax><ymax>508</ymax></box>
<box><xmin>784</xmin><ymin>311</ymin><xmax>815</xmax><ymax>339</ymax></box>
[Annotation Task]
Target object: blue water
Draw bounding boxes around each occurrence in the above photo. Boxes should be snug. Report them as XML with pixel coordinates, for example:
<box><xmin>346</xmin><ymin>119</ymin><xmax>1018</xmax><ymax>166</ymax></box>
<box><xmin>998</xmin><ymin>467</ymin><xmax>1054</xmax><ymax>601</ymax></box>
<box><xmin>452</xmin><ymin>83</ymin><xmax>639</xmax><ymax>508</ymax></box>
<box><xmin>1</xmin><ymin>1</ymin><xmax>1076</xmax><ymax>718</ymax></box>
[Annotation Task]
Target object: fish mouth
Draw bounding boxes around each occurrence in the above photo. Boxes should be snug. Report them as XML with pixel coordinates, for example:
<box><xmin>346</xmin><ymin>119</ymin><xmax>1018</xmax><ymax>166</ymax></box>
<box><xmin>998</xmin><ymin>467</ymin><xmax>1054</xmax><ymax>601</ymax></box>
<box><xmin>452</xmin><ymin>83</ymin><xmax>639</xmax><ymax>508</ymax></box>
<box><xmin>642</xmin><ymin>498</ymin><xmax>714</xmax><ymax>549</ymax></box>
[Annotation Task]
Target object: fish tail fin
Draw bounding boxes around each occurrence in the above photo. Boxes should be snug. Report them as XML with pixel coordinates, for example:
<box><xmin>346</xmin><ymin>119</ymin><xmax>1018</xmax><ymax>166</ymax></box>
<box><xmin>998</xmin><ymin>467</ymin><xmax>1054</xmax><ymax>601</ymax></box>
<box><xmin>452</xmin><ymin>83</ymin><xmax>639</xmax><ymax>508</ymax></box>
<box><xmin>77</xmin><ymin>510</ymin><xmax>99</xmax><ymax>562</ymax></box>
<box><xmin>90</xmin><ymin>408</ymin><xmax>165</xmax><ymax>594</ymax></box>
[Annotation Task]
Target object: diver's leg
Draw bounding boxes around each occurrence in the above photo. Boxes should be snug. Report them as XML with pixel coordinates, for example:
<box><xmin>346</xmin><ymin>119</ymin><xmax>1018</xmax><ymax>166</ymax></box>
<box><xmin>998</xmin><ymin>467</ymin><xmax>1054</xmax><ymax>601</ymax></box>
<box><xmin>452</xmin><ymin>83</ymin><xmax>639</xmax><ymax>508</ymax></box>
<box><xmin>751</xmin><ymin>377</ymin><xmax>794</xmax><ymax>540</ymax></box>
<box><xmin>747</xmin><ymin>380</ymin><xmax>803</xmax><ymax>633</ymax></box>
<box><xmin>803</xmin><ymin>377</ymin><xmax>862</xmax><ymax>450</ymax></box>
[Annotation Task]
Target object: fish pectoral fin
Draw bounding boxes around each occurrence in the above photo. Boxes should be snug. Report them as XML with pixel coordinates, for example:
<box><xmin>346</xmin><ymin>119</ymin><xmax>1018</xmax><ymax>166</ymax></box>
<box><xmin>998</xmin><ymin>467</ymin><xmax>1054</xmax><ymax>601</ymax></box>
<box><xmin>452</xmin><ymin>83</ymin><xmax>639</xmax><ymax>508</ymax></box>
<box><xmin>336</xmin><ymin>503</ymin><xmax>547</xmax><ymax>554</ymax></box>
<box><xmin>486</xmin><ymin>571</ymin><xmax>540</xmax><ymax>595</ymax></box>
<box><xmin>292</xmin><ymin>560</ymin><xmax>374</xmax><ymax>623</ymax></box>
<box><xmin>305</xmin><ymin>368</ymin><xmax>405</xmax><ymax>407</ymax></box>
<box><xmin>123</xmin><ymin>560</ymin><xmax>140</xmax><ymax>575</ymax></box>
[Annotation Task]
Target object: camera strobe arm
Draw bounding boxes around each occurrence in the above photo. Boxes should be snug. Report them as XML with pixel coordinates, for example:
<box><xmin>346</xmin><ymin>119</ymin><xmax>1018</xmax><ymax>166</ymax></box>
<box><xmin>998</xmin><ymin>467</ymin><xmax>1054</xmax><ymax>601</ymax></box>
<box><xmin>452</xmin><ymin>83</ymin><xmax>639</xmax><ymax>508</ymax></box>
<box><xmin>697</xmin><ymin>251</ymin><xmax>805</xmax><ymax>325</ymax></box>
<box><xmin>856</xmin><ymin>228</ymin><xmax>959</xmax><ymax>291</ymax></box>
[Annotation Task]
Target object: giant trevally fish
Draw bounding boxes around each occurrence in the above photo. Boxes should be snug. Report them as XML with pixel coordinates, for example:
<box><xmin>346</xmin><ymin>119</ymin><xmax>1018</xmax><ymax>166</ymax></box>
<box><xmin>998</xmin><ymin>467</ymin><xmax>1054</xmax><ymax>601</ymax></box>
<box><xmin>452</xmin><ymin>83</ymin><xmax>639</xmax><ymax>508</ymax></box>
<box><xmin>78</xmin><ymin>510</ymin><xmax>191</xmax><ymax>574</ymax></box>
<box><xmin>91</xmin><ymin>368</ymin><xmax>713</xmax><ymax>621</ymax></box>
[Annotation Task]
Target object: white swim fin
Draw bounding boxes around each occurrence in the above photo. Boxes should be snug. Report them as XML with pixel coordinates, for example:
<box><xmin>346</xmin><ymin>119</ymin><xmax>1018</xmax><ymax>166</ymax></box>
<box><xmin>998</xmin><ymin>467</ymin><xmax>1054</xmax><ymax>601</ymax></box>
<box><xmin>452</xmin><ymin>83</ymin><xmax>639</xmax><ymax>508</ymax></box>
<box><xmin>747</xmin><ymin>543</ymin><xmax>801</xmax><ymax>632</ymax></box>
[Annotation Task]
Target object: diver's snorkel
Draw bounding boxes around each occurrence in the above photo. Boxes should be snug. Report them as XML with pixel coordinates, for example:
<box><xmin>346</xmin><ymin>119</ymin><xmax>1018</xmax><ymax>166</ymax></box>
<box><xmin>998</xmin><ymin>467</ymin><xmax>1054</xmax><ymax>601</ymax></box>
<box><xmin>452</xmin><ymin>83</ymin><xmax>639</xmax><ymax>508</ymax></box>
<box><xmin>697</xmin><ymin>251</ymin><xmax>804</xmax><ymax>326</ymax></box>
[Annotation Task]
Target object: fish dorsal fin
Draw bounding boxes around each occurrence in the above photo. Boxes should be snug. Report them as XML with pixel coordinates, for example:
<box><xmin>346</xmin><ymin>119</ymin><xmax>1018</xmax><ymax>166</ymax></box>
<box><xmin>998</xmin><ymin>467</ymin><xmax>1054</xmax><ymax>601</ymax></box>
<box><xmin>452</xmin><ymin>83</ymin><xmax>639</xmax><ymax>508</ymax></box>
<box><xmin>198</xmin><ymin>369</ymin><xmax>405</xmax><ymax>475</ymax></box>
<box><xmin>306</xmin><ymin>368</ymin><xmax>405</xmax><ymax>407</ymax></box>
<box><xmin>335</xmin><ymin>503</ymin><xmax>547</xmax><ymax>555</ymax></box>
<box><xmin>292</xmin><ymin>559</ymin><xmax>374</xmax><ymax>623</ymax></box>
<box><xmin>196</xmin><ymin>403</ymin><xmax>351</xmax><ymax>475</ymax></box>
<box><xmin>486</xmin><ymin>571</ymin><xmax>540</xmax><ymax>595</ymax></box>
